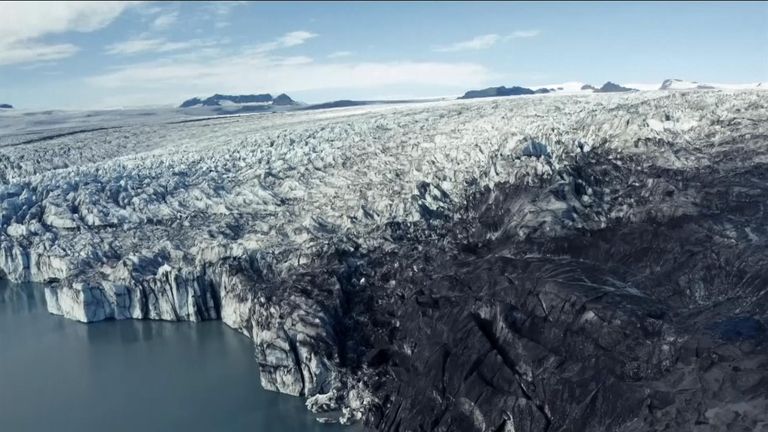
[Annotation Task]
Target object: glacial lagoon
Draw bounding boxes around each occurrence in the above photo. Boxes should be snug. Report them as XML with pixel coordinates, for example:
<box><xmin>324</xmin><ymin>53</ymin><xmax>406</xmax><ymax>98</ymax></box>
<box><xmin>0</xmin><ymin>281</ymin><xmax>346</xmax><ymax>432</ymax></box>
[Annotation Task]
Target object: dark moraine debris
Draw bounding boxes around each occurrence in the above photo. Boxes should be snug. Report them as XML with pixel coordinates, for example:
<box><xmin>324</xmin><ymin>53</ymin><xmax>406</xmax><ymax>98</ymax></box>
<box><xmin>362</xmin><ymin>153</ymin><xmax>768</xmax><ymax>432</ymax></box>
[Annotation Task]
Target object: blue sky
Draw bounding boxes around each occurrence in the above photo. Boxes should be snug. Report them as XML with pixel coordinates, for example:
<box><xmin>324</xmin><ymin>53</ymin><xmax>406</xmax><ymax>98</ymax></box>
<box><xmin>1</xmin><ymin>1</ymin><xmax>766</xmax><ymax>110</ymax></box>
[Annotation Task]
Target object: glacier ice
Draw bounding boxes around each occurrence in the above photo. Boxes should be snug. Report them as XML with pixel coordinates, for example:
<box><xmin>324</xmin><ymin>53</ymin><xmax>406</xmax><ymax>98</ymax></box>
<box><xmin>2</xmin><ymin>90</ymin><xmax>768</xmax><ymax>429</ymax></box>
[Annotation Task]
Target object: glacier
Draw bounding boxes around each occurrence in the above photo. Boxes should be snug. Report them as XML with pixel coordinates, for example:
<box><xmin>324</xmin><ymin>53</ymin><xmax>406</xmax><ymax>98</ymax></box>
<box><xmin>1</xmin><ymin>90</ymin><xmax>768</xmax><ymax>430</ymax></box>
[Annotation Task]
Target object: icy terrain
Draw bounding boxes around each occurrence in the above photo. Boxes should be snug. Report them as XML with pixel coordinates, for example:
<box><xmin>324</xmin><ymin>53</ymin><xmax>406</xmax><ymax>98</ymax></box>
<box><xmin>2</xmin><ymin>90</ymin><xmax>768</xmax><ymax>430</ymax></box>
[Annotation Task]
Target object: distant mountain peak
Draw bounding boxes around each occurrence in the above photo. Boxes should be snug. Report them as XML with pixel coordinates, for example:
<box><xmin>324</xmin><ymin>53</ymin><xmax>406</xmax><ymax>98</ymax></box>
<box><xmin>179</xmin><ymin>97</ymin><xmax>203</xmax><ymax>108</ymax></box>
<box><xmin>0</xmin><ymin>103</ymin><xmax>13</xmax><ymax>109</ymax></box>
<box><xmin>180</xmin><ymin>93</ymin><xmax>276</xmax><ymax>108</ymax></box>
<box><xmin>272</xmin><ymin>93</ymin><xmax>299</xmax><ymax>106</ymax></box>
<box><xmin>595</xmin><ymin>82</ymin><xmax>637</xmax><ymax>93</ymax></box>
<box><xmin>458</xmin><ymin>85</ymin><xmax>536</xmax><ymax>99</ymax></box>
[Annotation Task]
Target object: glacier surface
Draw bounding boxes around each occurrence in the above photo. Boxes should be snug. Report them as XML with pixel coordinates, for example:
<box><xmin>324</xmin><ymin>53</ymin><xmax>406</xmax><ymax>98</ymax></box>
<box><xmin>1</xmin><ymin>90</ymin><xmax>768</xmax><ymax>430</ymax></box>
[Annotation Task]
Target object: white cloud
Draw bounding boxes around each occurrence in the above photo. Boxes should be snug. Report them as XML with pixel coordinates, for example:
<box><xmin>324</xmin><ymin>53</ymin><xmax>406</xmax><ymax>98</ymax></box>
<box><xmin>205</xmin><ymin>1</ymin><xmax>247</xmax><ymax>29</ymax></box>
<box><xmin>272</xmin><ymin>56</ymin><xmax>314</xmax><ymax>66</ymax></box>
<box><xmin>19</xmin><ymin>60</ymin><xmax>62</xmax><ymax>71</ymax></box>
<box><xmin>280</xmin><ymin>31</ymin><xmax>317</xmax><ymax>47</ymax></box>
<box><xmin>151</xmin><ymin>10</ymin><xmax>179</xmax><ymax>31</ymax></box>
<box><xmin>86</xmin><ymin>44</ymin><xmax>491</xmax><ymax>105</ymax></box>
<box><xmin>0</xmin><ymin>42</ymin><xmax>79</xmax><ymax>66</ymax></box>
<box><xmin>328</xmin><ymin>51</ymin><xmax>353</xmax><ymax>59</ymax></box>
<box><xmin>0</xmin><ymin>1</ymin><xmax>135</xmax><ymax>65</ymax></box>
<box><xmin>250</xmin><ymin>31</ymin><xmax>318</xmax><ymax>53</ymax></box>
<box><xmin>207</xmin><ymin>1</ymin><xmax>247</xmax><ymax>16</ymax></box>
<box><xmin>505</xmin><ymin>30</ymin><xmax>541</xmax><ymax>40</ymax></box>
<box><xmin>436</xmin><ymin>34</ymin><xmax>501</xmax><ymax>52</ymax></box>
<box><xmin>0</xmin><ymin>2</ymin><xmax>135</xmax><ymax>43</ymax></box>
<box><xmin>106</xmin><ymin>38</ymin><xmax>218</xmax><ymax>55</ymax></box>
<box><xmin>136</xmin><ymin>5</ymin><xmax>165</xmax><ymax>16</ymax></box>
<box><xmin>80</xmin><ymin>29</ymin><xmax>492</xmax><ymax>107</ymax></box>
<box><xmin>435</xmin><ymin>30</ymin><xmax>541</xmax><ymax>52</ymax></box>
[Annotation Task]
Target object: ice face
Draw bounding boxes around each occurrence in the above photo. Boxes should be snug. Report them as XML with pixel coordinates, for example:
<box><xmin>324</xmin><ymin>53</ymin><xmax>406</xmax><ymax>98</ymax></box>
<box><xmin>1</xmin><ymin>90</ymin><xmax>767</xmax><ymax>428</ymax></box>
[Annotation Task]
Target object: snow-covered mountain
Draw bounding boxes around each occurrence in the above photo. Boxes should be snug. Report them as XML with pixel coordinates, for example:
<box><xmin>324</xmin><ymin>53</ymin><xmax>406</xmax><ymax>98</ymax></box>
<box><xmin>178</xmin><ymin>93</ymin><xmax>303</xmax><ymax>116</ymax></box>
<box><xmin>459</xmin><ymin>81</ymin><xmax>639</xmax><ymax>99</ymax></box>
<box><xmin>653</xmin><ymin>79</ymin><xmax>763</xmax><ymax>91</ymax></box>
<box><xmin>179</xmin><ymin>93</ymin><xmax>300</xmax><ymax>108</ymax></box>
<box><xmin>534</xmin><ymin>79</ymin><xmax>764</xmax><ymax>93</ymax></box>
<box><xmin>458</xmin><ymin>83</ymin><xmax>598</xmax><ymax>99</ymax></box>
<box><xmin>181</xmin><ymin>93</ymin><xmax>273</xmax><ymax>107</ymax></box>
<box><xmin>659</xmin><ymin>78</ymin><xmax>713</xmax><ymax>90</ymax></box>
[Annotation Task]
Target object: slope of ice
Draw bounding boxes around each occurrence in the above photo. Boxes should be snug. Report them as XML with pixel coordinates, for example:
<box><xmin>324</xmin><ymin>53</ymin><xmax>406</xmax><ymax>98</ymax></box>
<box><xmin>708</xmin><ymin>82</ymin><xmax>764</xmax><ymax>90</ymax></box>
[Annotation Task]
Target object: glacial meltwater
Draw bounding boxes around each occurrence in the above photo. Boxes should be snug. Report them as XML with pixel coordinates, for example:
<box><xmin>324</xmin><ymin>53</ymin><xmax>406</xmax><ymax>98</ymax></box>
<box><xmin>0</xmin><ymin>281</ymin><xmax>347</xmax><ymax>432</ymax></box>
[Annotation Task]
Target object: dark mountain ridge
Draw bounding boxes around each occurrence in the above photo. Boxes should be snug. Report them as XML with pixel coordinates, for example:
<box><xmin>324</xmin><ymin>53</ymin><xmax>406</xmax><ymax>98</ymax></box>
<box><xmin>180</xmin><ymin>93</ymin><xmax>298</xmax><ymax>108</ymax></box>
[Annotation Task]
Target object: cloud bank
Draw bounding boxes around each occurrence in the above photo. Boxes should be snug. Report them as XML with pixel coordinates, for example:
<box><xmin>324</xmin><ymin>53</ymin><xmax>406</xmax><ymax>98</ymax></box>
<box><xmin>0</xmin><ymin>1</ymin><xmax>135</xmax><ymax>65</ymax></box>
<box><xmin>105</xmin><ymin>38</ymin><xmax>219</xmax><ymax>56</ymax></box>
<box><xmin>87</xmin><ymin>31</ymin><xmax>491</xmax><ymax>106</ymax></box>
<box><xmin>435</xmin><ymin>30</ymin><xmax>540</xmax><ymax>52</ymax></box>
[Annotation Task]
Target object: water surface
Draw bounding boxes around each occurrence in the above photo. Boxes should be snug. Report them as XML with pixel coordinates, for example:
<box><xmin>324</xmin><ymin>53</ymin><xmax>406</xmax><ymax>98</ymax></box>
<box><xmin>0</xmin><ymin>281</ymin><xmax>346</xmax><ymax>432</ymax></box>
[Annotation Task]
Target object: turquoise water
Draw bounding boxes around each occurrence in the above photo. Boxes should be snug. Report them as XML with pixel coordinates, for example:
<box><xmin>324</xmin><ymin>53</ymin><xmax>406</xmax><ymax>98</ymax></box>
<box><xmin>0</xmin><ymin>281</ymin><xmax>347</xmax><ymax>432</ymax></box>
